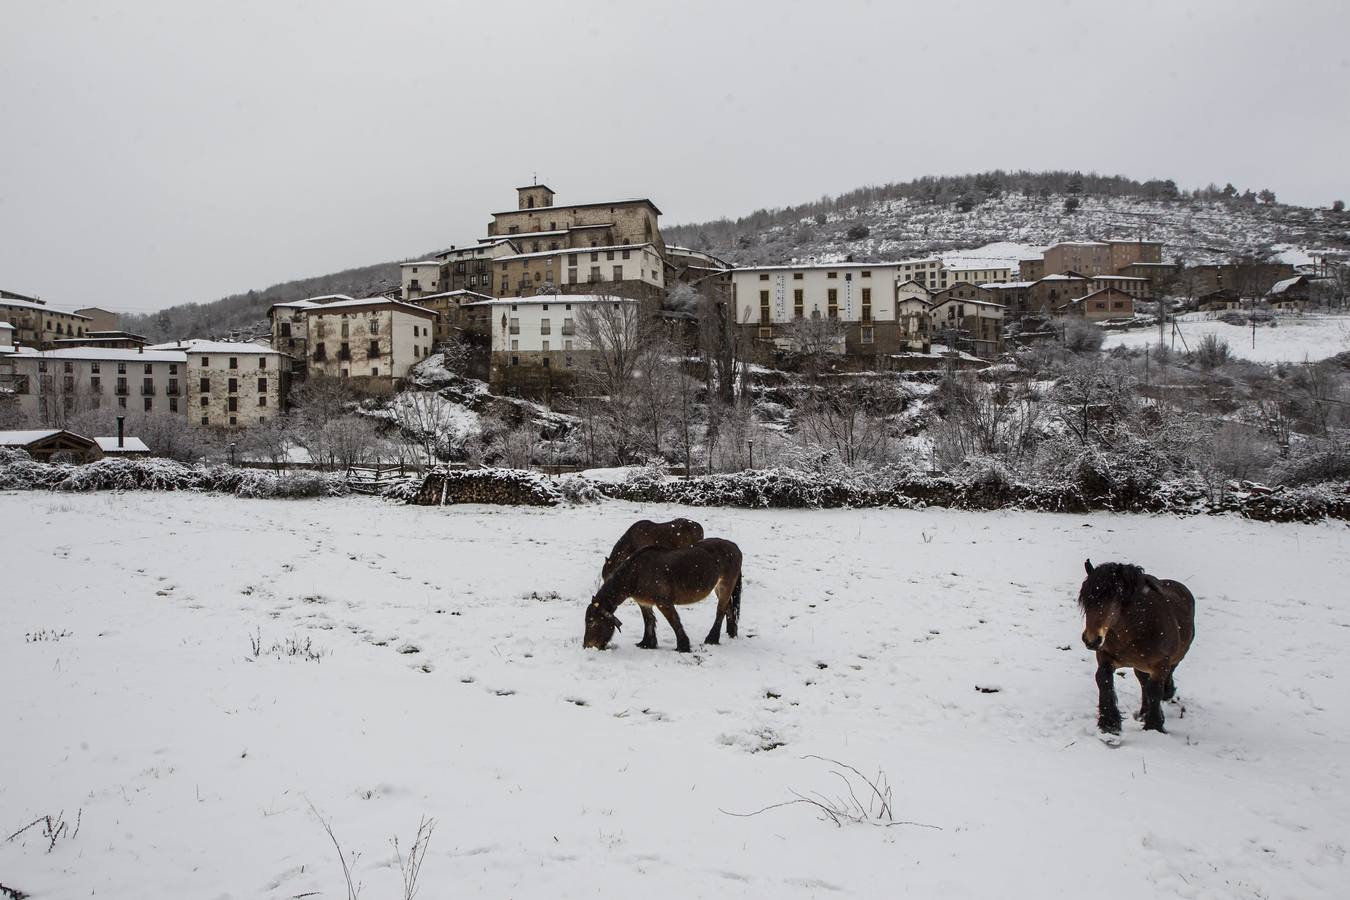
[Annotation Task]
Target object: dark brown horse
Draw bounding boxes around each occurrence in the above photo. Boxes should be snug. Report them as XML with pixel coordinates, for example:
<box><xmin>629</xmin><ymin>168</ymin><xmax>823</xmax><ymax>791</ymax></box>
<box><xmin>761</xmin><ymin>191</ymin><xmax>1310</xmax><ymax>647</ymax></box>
<box><xmin>1078</xmin><ymin>559</ymin><xmax>1196</xmax><ymax>734</ymax></box>
<box><xmin>584</xmin><ymin>538</ymin><xmax>742</xmax><ymax>653</ymax></box>
<box><xmin>601</xmin><ymin>518</ymin><xmax>705</xmax><ymax>580</ymax></box>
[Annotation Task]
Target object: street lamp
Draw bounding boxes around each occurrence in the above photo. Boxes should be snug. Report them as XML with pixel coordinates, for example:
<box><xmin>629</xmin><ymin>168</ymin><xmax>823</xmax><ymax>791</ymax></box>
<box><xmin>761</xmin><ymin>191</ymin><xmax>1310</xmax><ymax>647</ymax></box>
<box><xmin>748</xmin><ymin>438</ymin><xmax>754</xmax><ymax>470</ymax></box>
<box><xmin>228</xmin><ymin>441</ymin><xmax>236</xmax><ymax>466</ymax></box>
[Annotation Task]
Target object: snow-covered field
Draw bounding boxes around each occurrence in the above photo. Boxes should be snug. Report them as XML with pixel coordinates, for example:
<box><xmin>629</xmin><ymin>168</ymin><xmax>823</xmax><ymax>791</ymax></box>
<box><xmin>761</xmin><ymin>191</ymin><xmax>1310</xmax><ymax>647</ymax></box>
<box><xmin>1104</xmin><ymin>313</ymin><xmax>1350</xmax><ymax>363</ymax></box>
<box><xmin>3</xmin><ymin>494</ymin><xmax>1348</xmax><ymax>899</ymax></box>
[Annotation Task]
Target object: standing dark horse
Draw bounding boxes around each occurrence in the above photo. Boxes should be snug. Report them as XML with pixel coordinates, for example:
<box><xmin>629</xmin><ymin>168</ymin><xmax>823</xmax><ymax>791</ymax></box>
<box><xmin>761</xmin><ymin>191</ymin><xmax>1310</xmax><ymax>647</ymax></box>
<box><xmin>584</xmin><ymin>538</ymin><xmax>742</xmax><ymax>653</ymax></box>
<box><xmin>601</xmin><ymin>518</ymin><xmax>705</xmax><ymax>580</ymax></box>
<box><xmin>1078</xmin><ymin>559</ymin><xmax>1196</xmax><ymax>734</ymax></box>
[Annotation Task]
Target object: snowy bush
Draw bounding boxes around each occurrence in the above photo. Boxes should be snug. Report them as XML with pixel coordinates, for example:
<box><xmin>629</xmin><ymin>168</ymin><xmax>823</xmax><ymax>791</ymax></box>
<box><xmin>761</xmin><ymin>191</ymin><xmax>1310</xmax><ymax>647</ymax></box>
<box><xmin>1268</xmin><ymin>442</ymin><xmax>1350</xmax><ymax>486</ymax></box>
<box><xmin>0</xmin><ymin>454</ymin><xmax>349</xmax><ymax>499</ymax></box>
<box><xmin>556</xmin><ymin>475</ymin><xmax>604</xmax><ymax>505</ymax></box>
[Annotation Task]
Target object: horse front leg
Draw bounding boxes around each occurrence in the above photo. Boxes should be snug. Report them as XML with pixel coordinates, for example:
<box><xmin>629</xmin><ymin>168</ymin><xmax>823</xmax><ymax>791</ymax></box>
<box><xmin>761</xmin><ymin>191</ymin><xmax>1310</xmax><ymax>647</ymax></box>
<box><xmin>1095</xmin><ymin>653</ymin><xmax>1122</xmax><ymax>734</ymax></box>
<box><xmin>1134</xmin><ymin>670</ymin><xmax>1149</xmax><ymax>721</ymax></box>
<box><xmin>657</xmin><ymin>604</ymin><xmax>692</xmax><ymax>653</ymax></box>
<box><xmin>1142</xmin><ymin>668</ymin><xmax>1170</xmax><ymax>733</ymax></box>
<box><xmin>636</xmin><ymin>604</ymin><xmax>658</xmax><ymax>649</ymax></box>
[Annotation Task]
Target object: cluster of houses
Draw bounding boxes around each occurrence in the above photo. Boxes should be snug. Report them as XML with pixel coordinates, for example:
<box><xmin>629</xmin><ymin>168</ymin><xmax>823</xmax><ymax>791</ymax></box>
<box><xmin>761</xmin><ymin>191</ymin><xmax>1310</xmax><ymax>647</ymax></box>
<box><xmin>1</xmin><ymin>184</ymin><xmax>1335</xmax><ymax>448</ymax></box>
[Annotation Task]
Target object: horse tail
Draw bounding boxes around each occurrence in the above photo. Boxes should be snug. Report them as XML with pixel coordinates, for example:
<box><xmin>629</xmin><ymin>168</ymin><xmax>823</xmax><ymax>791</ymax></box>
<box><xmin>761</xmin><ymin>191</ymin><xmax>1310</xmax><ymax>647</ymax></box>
<box><xmin>731</xmin><ymin>570</ymin><xmax>742</xmax><ymax>635</ymax></box>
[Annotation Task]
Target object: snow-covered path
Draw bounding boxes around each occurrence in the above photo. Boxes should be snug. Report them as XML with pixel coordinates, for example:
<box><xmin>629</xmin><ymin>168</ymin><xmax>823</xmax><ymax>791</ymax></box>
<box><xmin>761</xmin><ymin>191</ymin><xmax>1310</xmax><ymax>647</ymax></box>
<box><xmin>2</xmin><ymin>494</ymin><xmax>1347</xmax><ymax>898</ymax></box>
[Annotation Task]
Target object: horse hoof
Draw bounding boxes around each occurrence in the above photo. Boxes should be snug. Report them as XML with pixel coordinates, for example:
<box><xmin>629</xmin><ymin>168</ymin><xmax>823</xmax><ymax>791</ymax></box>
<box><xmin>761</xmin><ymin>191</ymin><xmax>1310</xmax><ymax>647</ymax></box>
<box><xmin>704</xmin><ymin>636</ymin><xmax>720</xmax><ymax>646</ymax></box>
<box><xmin>636</xmin><ymin>641</ymin><xmax>657</xmax><ymax>650</ymax></box>
<box><xmin>676</xmin><ymin>644</ymin><xmax>691</xmax><ymax>654</ymax></box>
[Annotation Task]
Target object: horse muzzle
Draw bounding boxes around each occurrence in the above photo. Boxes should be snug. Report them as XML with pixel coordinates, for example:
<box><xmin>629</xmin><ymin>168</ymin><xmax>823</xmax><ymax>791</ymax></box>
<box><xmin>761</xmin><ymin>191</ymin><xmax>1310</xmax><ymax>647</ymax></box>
<box><xmin>1082</xmin><ymin>631</ymin><xmax>1104</xmax><ymax>651</ymax></box>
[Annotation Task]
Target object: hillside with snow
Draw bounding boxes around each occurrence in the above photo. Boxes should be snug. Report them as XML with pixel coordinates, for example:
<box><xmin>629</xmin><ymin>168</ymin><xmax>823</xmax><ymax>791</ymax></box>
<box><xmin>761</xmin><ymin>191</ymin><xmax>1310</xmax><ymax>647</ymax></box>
<box><xmin>666</xmin><ymin>173</ymin><xmax>1350</xmax><ymax>269</ymax></box>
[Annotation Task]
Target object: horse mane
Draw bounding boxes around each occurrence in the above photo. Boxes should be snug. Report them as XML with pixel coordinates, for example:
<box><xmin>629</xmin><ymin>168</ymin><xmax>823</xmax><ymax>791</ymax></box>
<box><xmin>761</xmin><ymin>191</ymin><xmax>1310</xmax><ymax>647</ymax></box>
<box><xmin>1077</xmin><ymin>562</ymin><xmax>1146</xmax><ymax>610</ymax></box>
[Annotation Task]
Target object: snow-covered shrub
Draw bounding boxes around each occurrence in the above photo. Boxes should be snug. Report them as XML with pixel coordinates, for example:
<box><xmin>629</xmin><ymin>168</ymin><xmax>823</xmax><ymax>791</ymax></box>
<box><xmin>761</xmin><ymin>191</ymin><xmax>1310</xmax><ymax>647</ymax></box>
<box><xmin>1268</xmin><ymin>442</ymin><xmax>1350</xmax><ymax>486</ymax></box>
<box><xmin>556</xmin><ymin>475</ymin><xmax>604</xmax><ymax>505</ymax></box>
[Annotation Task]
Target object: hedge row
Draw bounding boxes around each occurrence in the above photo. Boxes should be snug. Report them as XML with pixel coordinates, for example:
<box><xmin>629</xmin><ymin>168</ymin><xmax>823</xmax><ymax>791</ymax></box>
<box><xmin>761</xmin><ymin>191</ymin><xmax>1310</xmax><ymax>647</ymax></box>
<box><xmin>0</xmin><ymin>450</ymin><xmax>349</xmax><ymax>499</ymax></box>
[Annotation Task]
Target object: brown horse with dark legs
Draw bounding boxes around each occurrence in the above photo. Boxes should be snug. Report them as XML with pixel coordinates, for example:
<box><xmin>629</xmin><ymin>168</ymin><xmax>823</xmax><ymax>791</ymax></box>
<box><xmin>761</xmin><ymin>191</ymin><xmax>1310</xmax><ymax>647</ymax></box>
<box><xmin>601</xmin><ymin>518</ymin><xmax>704</xmax><ymax>581</ymax></box>
<box><xmin>1078</xmin><ymin>559</ymin><xmax>1196</xmax><ymax>734</ymax></box>
<box><xmin>584</xmin><ymin>538</ymin><xmax>742</xmax><ymax>653</ymax></box>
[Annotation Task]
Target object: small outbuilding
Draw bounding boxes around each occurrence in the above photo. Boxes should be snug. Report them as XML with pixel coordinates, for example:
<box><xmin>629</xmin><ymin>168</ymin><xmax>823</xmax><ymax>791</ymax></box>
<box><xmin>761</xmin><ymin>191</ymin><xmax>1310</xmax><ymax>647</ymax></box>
<box><xmin>0</xmin><ymin>429</ymin><xmax>102</xmax><ymax>463</ymax></box>
<box><xmin>94</xmin><ymin>436</ymin><xmax>151</xmax><ymax>457</ymax></box>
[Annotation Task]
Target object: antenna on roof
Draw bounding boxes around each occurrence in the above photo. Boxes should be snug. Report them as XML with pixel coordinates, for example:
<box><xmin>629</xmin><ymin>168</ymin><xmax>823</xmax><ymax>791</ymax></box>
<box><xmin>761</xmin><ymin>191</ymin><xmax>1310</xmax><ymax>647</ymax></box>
<box><xmin>532</xmin><ymin>172</ymin><xmax>537</xmax><ymax>186</ymax></box>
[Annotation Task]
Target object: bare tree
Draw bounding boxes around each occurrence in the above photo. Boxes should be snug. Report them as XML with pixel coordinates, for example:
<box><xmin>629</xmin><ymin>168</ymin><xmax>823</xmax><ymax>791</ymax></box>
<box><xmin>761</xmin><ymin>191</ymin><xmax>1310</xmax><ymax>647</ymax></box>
<box><xmin>782</xmin><ymin>313</ymin><xmax>846</xmax><ymax>379</ymax></box>
<box><xmin>695</xmin><ymin>285</ymin><xmax>749</xmax><ymax>405</ymax></box>
<box><xmin>794</xmin><ymin>379</ymin><xmax>897</xmax><ymax>466</ymax></box>
<box><xmin>573</xmin><ymin>295</ymin><xmax>661</xmax><ymax>465</ymax></box>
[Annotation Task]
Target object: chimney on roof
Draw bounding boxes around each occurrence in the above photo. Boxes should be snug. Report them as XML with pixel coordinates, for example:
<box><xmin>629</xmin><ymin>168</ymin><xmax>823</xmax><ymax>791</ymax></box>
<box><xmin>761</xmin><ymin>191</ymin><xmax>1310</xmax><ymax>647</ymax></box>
<box><xmin>116</xmin><ymin>416</ymin><xmax>125</xmax><ymax>449</ymax></box>
<box><xmin>846</xmin><ymin>254</ymin><xmax>855</xmax><ymax>263</ymax></box>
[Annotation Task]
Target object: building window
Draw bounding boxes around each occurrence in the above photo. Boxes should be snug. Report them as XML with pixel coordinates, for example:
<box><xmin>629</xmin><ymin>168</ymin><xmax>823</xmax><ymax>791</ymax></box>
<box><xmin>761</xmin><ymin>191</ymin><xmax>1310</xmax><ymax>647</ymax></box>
<box><xmin>200</xmin><ymin>395</ymin><xmax>208</xmax><ymax>407</ymax></box>
<box><xmin>861</xmin><ymin>326</ymin><xmax>874</xmax><ymax>344</ymax></box>
<box><xmin>257</xmin><ymin>377</ymin><xmax>267</xmax><ymax>393</ymax></box>
<box><xmin>91</xmin><ymin>376</ymin><xmax>101</xmax><ymax>392</ymax></box>
<box><xmin>201</xmin><ymin>415</ymin><xmax>208</xmax><ymax>425</ymax></box>
<box><xmin>759</xmin><ymin>273</ymin><xmax>770</xmax><ymax>281</ymax></box>
<box><xmin>169</xmin><ymin>364</ymin><xmax>177</xmax><ymax>375</ymax></box>
<box><xmin>793</xmin><ymin>289</ymin><xmax>804</xmax><ymax>318</ymax></box>
<box><xmin>119</xmin><ymin>397</ymin><xmax>127</xmax><ymax>408</ymax></box>
<box><xmin>511</xmin><ymin>339</ymin><xmax>519</xmax><ymax>351</ymax></box>
<box><xmin>259</xmin><ymin>395</ymin><xmax>267</xmax><ymax>407</ymax></box>
<box><xmin>369</xmin><ymin>339</ymin><xmax>380</xmax><ymax>358</ymax></box>
<box><xmin>827</xmin><ymin>272</ymin><xmax>838</xmax><ymax>279</ymax></box>
<box><xmin>228</xmin><ymin>397</ymin><xmax>238</xmax><ymax>412</ymax></box>
<box><xmin>510</xmin><ymin>356</ymin><xmax>519</xmax><ymax>366</ymax></box>
<box><xmin>169</xmin><ymin>397</ymin><xmax>178</xmax><ymax>413</ymax></box>
<box><xmin>759</xmin><ymin>290</ymin><xmax>771</xmax><ymax>324</ymax></box>
<box><xmin>259</xmin><ymin>356</ymin><xmax>268</xmax><ymax>368</ymax></box>
<box><xmin>229</xmin><ymin>357</ymin><xmax>238</xmax><ymax>370</ymax></box>
<box><xmin>827</xmin><ymin>289</ymin><xmax>838</xmax><ymax>318</ymax></box>
<box><xmin>793</xmin><ymin>273</ymin><xmax>803</xmax><ymax>280</ymax></box>
<box><xmin>542</xmin><ymin>340</ymin><xmax>550</xmax><ymax>352</ymax></box>
<box><xmin>143</xmin><ymin>397</ymin><xmax>152</xmax><ymax>411</ymax></box>
<box><xmin>118</xmin><ymin>362</ymin><xmax>127</xmax><ymax>374</ymax></box>
<box><xmin>63</xmin><ymin>361</ymin><xmax>73</xmax><ymax>374</ymax></box>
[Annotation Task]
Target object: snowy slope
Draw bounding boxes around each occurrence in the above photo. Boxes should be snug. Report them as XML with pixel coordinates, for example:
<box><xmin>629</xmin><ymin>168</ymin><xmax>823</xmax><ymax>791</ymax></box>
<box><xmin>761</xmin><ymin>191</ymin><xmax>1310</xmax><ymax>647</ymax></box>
<box><xmin>2</xmin><ymin>494</ymin><xmax>1347</xmax><ymax>899</ymax></box>
<box><xmin>1105</xmin><ymin>314</ymin><xmax>1350</xmax><ymax>363</ymax></box>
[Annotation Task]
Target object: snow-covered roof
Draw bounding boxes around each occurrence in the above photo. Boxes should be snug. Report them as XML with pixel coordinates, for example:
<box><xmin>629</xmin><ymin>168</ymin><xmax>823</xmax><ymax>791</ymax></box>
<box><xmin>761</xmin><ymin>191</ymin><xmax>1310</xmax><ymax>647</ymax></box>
<box><xmin>462</xmin><ymin>294</ymin><xmax>640</xmax><ymax>307</ymax></box>
<box><xmin>1269</xmin><ymin>276</ymin><xmax>1306</xmax><ymax>295</ymax></box>
<box><xmin>11</xmin><ymin>346</ymin><xmax>187</xmax><ymax>362</ymax></box>
<box><xmin>1059</xmin><ymin>287</ymin><xmax>1135</xmax><ymax>306</ymax></box>
<box><xmin>408</xmin><ymin>290</ymin><xmax>496</xmax><ymax>303</ymax></box>
<box><xmin>150</xmin><ymin>339</ymin><xmax>280</xmax><ymax>355</ymax></box>
<box><xmin>0</xmin><ymin>322</ymin><xmax>12</xmax><ymax>329</ymax></box>
<box><xmin>401</xmin><ymin>260</ymin><xmax>441</xmax><ymax>268</ymax></box>
<box><xmin>94</xmin><ymin>436</ymin><xmax>150</xmax><ymax>453</ymax></box>
<box><xmin>490</xmin><ymin>197</ymin><xmax>661</xmax><ymax>216</ymax></box>
<box><xmin>931</xmin><ymin>297</ymin><xmax>1005</xmax><ymax>311</ymax></box>
<box><xmin>981</xmin><ymin>281</ymin><xmax>1035</xmax><ymax>289</ymax></box>
<box><xmin>0</xmin><ymin>429</ymin><xmax>63</xmax><ymax>445</ymax></box>
<box><xmin>1048</xmin><ymin>241</ymin><xmax>1108</xmax><ymax>248</ymax></box>
<box><xmin>1092</xmin><ymin>275</ymin><xmax>1149</xmax><ymax>282</ymax></box>
<box><xmin>302</xmin><ymin>297</ymin><xmax>437</xmax><ymax>318</ymax></box>
<box><xmin>1035</xmin><ymin>273</ymin><xmax>1090</xmax><ymax>282</ymax></box>
<box><xmin>498</xmin><ymin>242</ymin><xmax>657</xmax><ymax>262</ymax></box>
<box><xmin>734</xmin><ymin>260</ymin><xmax>903</xmax><ymax>273</ymax></box>
<box><xmin>0</xmin><ymin>297</ymin><xmax>92</xmax><ymax>318</ymax></box>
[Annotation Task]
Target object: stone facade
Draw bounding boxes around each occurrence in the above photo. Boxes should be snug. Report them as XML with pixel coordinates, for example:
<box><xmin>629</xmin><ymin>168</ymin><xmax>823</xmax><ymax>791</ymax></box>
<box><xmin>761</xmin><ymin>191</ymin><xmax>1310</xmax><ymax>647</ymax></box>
<box><xmin>0</xmin><ymin>296</ymin><xmax>93</xmax><ymax>349</ymax></box>
<box><xmin>494</xmin><ymin>244</ymin><xmax>665</xmax><ymax>299</ymax></box>
<box><xmin>305</xmin><ymin>299</ymin><xmax>438</xmax><ymax>384</ymax></box>
<box><xmin>486</xmin><ymin>187</ymin><xmax>665</xmax><ymax>258</ymax></box>
<box><xmin>930</xmin><ymin>298</ymin><xmax>1005</xmax><ymax>359</ymax></box>
<box><xmin>185</xmin><ymin>345</ymin><xmax>288</xmax><ymax>429</ymax></box>
<box><xmin>1028</xmin><ymin>274</ymin><xmax>1092</xmax><ymax>314</ymax></box>
<box><xmin>1057</xmin><ymin>287</ymin><xmax>1135</xmax><ymax>320</ymax></box>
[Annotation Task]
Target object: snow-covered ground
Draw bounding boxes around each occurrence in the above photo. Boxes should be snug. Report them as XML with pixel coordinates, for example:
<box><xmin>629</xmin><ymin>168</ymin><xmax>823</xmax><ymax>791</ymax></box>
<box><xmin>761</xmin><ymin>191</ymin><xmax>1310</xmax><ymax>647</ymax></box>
<box><xmin>3</xmin><ymin>494</ymin><xmax>1348</xmax><ymax>899</ymax></box>
<box><xmin>1104</xmin><ymin>313</ymin><xmax>1350</xmax><ymax>363</ymax></box>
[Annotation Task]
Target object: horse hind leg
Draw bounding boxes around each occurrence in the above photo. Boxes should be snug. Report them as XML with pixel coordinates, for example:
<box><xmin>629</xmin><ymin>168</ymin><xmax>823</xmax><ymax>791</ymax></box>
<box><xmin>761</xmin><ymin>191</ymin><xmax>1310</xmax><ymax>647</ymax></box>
<box><xmin>1163</xmin><ymin>672</ymin><xmax>1178</xmax><ymax>702</ymax></box>
<box><xmin>1141</xmin><ymin>670</ymin><xmax>1169</xmax><ymax>733</ymax></box>
<box><xmin>704</xmin><ymin>578</ymin><xmax>734</xmax><ymax>645</ymax></box>
<box><xmin>1134</xmin><ymin>670</ymin><xmax>1149</xmax><ymax>721</ymax></box>
<box><xmin>636</xmin><ymin>604</ymin><xmax>658</xmax><ymax>650</ymax></box>
<box><xmin>657</xmin><ymin>604</ymin><xmax>692</xmax><ymax>653</ymax></box>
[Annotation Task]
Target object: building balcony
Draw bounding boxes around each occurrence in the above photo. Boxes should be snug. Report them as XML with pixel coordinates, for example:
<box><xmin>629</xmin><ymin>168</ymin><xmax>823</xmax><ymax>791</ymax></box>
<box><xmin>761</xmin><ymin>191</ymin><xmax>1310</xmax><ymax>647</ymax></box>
<box><xmin>115</xmin><ymin>386</ymin><xmax>129</xmax><ymax>396</ymax></box>
<box><xmin>165</xmin><ymin>384</ymin><xmax>181</xmax><ymax>396</ymax></box>
<box><xmin>561</xmin><ymin>326</ymin><xmax>575</xmax><ymax>336</ymax></box>
<box><xmin>539</xmin><ymin>328</ymin><xmax>551</xmax><ymax>336</ymax></box>
<box><xmin>140</xmin><ymin>385</ymin><xmax>156</xmax><ymax>396</ymax></box>
<box><xmin>508</xmin><ymin>326</ymin><xmax>520</xmax><ymax>335</ymax></box>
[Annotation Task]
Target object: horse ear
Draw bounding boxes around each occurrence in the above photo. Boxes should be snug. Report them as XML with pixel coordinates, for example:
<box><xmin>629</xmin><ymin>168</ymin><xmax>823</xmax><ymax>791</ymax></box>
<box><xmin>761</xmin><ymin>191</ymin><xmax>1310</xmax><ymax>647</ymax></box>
<box><xmin>1084</xmin><ymin>559</ymin><xmax>1094</xmax><ymax>575</ymax></box>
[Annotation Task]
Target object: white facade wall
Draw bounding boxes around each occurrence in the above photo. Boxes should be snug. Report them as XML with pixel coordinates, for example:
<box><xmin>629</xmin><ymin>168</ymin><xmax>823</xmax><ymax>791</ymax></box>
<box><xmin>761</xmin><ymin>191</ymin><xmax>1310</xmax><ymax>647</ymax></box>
<box><xmin>186</xmin><ymin>347</ymin><xmax>287</xmax><ymax>429</ymax></box>
<box><xmin>9</xmin><ymin>350</ymin><xmax>187</xmax><ymax>425</ymax></box>
<box><xmin>401</xmin><ymin>262</ymin><xmax>443</xmax><ymax>299</ymax></box>
<box><xmin>480</xmin><ymin>297</ymin><xmax>637</xmax><ymax>354</ymax></box>
<box><xmin>732</xmin><ymin>265</ymin><xmax>901</xmax><ymax>325</ymax></box>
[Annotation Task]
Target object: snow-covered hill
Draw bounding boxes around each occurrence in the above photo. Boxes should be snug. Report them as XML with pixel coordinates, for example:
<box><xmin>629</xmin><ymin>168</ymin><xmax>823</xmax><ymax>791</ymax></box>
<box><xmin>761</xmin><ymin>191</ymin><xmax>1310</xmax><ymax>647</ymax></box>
<box><xmin>668</xmin><ymin>189</ymin><xmax>1350</xmax><ymax>270</ymax></box>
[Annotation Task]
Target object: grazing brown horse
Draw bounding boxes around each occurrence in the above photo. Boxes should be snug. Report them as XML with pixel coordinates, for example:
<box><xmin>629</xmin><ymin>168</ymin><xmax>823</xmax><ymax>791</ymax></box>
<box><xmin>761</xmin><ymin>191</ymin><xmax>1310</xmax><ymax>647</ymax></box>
<box><xmin>584</xmin><ymin>538</ymin><xmax>742</xmax><ymax>653</ymax></box>
<box><xmin>1078</xmin><ymin>559</ymin><xmax>1196</xmax><ymax>734</ymax></box>
<box><xmin>601</xmin><ymin>518</ymin><xmax>705</xmax><ymax>580</ymax></box>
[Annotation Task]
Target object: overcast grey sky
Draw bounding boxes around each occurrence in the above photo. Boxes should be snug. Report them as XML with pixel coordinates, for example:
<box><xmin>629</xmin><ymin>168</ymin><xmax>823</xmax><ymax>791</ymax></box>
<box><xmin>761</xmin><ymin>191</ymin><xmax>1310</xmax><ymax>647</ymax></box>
<box><xmin>2</xmin><ymin>0</ymin><xmax>1347</xmax><ymax>313</ymax></box>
